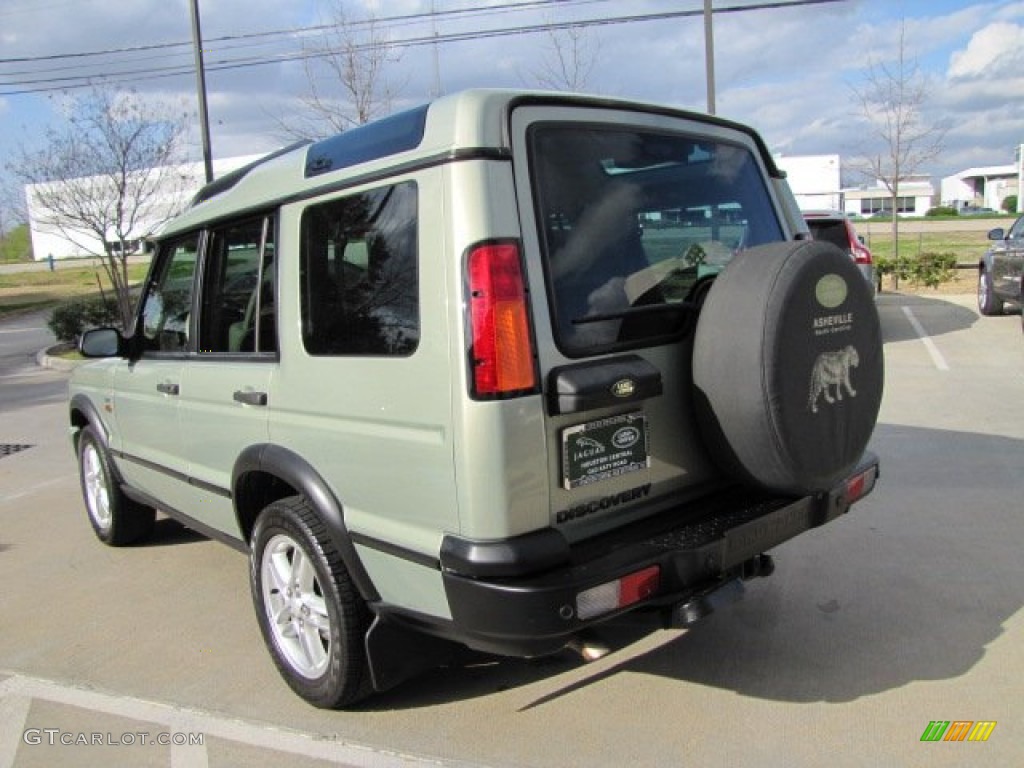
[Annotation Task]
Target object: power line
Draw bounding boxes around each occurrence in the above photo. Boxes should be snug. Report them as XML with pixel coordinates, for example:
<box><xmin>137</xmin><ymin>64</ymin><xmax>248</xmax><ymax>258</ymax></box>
<box><xmin>0</xmin><ymin>0</ymin><xmax>609</xmax><ymax>65</ymax></box>
<box><xmin>0</xmin><ymin>0</ymin><xmax>848</xmax><ymax>96</ymax></box>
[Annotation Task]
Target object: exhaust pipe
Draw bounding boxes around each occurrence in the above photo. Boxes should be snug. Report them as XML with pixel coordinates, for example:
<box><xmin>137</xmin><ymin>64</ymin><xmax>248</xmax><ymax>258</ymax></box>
<box><xmin>565</xmin><ymin>632</ymin><xmax>612</xmax><ymax>662</ymax></box>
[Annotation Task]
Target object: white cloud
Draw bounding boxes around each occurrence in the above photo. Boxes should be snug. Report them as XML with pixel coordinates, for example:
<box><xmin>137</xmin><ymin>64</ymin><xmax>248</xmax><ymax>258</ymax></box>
<box><xmin>948</xmin><ymin>21</ymin><xmax>1024</xmax><ymax>79</ymax></box>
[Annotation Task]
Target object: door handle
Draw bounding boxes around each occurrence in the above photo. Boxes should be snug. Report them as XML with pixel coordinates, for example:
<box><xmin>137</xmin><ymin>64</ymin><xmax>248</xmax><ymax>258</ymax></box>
<box><xmin>233</xmin><ymin>390</ymin><xmax>268</xmax><ymax>406</ymax></box>
<box><xmin>156</xmin><ymin>382</ymin><xmax>180</xmax><ymax>396</ymax></box>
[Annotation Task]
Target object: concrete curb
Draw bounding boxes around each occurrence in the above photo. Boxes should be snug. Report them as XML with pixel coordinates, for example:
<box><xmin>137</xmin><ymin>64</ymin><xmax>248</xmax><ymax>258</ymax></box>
<box><xmin>35</xmin><ymin>347</ymin><xmax>84</xmax><ymax>372</ymax></box>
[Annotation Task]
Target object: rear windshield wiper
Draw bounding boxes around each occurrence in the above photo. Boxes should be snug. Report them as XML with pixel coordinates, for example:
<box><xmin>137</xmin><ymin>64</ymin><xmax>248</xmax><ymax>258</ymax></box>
<box><xmin>572</xmin><ymin>301</ymin><xmax>696</xmax><ymax>325</ymax></box>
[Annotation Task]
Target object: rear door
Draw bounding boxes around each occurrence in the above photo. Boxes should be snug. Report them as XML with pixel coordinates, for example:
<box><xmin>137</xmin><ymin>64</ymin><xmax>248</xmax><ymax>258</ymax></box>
<box><xmin>177</xmin><ymin>214</ymin><xmax>275</xmax><ymax>537</ymax></box>
<box><xmin>510</xmin><ymin>105</ymin><xmax>788</xmax><ymax>540</ymax></box>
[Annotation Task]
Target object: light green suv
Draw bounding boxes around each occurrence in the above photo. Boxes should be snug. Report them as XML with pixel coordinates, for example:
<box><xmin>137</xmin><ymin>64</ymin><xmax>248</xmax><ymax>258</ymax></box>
<box><xmin>69</xmin><ymin>89</ymin><xmax>883</xmax><ymax>708</ymax></box>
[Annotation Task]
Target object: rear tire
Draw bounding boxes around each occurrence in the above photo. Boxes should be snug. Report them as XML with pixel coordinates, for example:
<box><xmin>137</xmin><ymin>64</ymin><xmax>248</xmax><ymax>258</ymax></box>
<box><xmin>77</xmin><ymin>425</ymin><xmax>155</xmax><ymax>546</ymax></box>
<box><xmin>977</xmin><ymin>269</ymin><xmax>1003</xmax><ymax>316</ymax></box>
<box><xmin>249</xmin><ymin>496</ymin><xmax>372</xmax><ymax>708</ymax></box>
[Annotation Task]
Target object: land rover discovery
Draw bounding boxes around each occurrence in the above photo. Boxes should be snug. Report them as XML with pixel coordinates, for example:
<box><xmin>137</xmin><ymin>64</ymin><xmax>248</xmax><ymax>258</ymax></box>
<box><xmin>69</xmin><ymin>89</ymin><xmax>883</xmax><ymax>708</ymax></box>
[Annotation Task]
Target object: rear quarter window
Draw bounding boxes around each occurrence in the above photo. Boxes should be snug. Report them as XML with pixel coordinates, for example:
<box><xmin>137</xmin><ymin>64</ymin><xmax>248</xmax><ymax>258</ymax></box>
<box><xmin>299</xmin><ymin>181</ymin><xmax>419</xmax><ymax>356</ymax></box>
<box><xmin>529</xmin><ymin>123</ymin><xmax>783</xmax><ymax>356</ymax></box>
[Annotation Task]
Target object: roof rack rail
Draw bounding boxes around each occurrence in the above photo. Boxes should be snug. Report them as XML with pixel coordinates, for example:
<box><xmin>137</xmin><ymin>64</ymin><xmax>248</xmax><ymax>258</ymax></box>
<box><xmin>190</xmin><ymin>140</ymin><xmax>311</xmax><ymax>207</ymax></box>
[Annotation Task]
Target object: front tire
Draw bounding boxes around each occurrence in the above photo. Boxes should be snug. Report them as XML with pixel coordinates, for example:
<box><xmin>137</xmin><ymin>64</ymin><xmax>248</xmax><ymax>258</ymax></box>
<box><xmin>249</xmin><ymin>496</ymin><xmax>372</xmax><ymax>708</ymax></box>
<box><xmin>77</xmin><ymin>425</ymin><xmax>155</xmax><ymax>546</ymax></box>
<box><xmin>977</xmin><ymin>269</ymin><xmax>1004</xmax><ymax>316</ymax></box>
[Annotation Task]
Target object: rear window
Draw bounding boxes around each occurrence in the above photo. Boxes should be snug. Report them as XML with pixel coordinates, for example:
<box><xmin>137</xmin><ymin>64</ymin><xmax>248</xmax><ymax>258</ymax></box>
<box><xmin>806</xmin><ymin>219</ymin><xmax>851</xmax><ymax>252</ymax></box>
<box><xmin>529</xmin><ymin>123</ymin><xmax>784</xmax><ymax>355</ymax></box>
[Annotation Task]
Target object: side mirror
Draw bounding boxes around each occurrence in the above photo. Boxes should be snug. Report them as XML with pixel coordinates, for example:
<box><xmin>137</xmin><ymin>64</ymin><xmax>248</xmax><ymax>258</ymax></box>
<box><xmin>79</xmin><ymin>327</ymin><xmax>125</xmax><ymax>358</ymax></box>
<box><xmin>988</xmin><ymin>228</ymin><xmax>1005</xmax><ymax>241</ymax></box>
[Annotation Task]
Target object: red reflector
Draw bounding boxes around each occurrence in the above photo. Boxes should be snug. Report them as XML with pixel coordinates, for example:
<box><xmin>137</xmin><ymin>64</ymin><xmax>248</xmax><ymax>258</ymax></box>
<box><xmin>467</xmin><ymin>242</ymin><xmax>536</xmax><ymax>397</ymax></box>
<box><xmin>620</xmin><ymin>565</ymin><xmax>660</xmax><ymax>607</ymax></box>
<box><xmin>845</xmin><ymin>468</ymin><xmax>875</xmax><ymax>504</ymax></box>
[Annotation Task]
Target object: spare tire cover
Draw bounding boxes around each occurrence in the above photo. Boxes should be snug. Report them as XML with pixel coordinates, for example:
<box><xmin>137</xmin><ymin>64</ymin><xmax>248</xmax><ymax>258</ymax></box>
<box><xmin>692</xmin><ymin>240</ymin><xmax>883</xmax><ymax>494</ymax></box>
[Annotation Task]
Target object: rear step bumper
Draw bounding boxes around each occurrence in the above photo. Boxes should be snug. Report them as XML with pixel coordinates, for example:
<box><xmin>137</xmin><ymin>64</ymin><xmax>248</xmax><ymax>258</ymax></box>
<box><xmin>440</xmin><ymin>454</ymin><xmax>879</xmax><ymax>657</ymax></box>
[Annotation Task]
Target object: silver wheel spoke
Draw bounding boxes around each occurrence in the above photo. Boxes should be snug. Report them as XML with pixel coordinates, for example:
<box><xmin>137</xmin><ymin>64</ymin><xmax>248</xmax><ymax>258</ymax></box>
<box><xmin>291</xmin><ymin>548</ymin><xmax>315</xmax><ymax>592</ymax></box>
<box><xmin>265</xmin><ymin>550</ymin><xmax>291</xmax><ymax>595</ymax></box>
<box><xmin>297</xmin><ymin>618</ymin><xmax>327</xmax><ymax>668</ymax></box>
<box><xmin>305</xmin><ymin>594</ymin><xmax>330</xmax><ymax>633</ymax></box>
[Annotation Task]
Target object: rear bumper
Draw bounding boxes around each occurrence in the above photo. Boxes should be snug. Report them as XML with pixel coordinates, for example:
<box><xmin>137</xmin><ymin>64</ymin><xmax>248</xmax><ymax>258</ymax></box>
<box><xmin>440</xmin><ymin>454</ymin><xmax>879</xmax><ymax>657</ymax></box>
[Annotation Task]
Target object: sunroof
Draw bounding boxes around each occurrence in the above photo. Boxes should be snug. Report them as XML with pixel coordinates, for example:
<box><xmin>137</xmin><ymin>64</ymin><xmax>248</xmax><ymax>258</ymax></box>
<box><xmin>304</xmin><ymin>105</ymin><xmax>429</xmax><ymax>179</ymax></box>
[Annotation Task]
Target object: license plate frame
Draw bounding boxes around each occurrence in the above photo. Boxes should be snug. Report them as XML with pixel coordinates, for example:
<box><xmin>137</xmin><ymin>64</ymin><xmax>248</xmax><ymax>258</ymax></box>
<box><xmin>561</xmin><ymin>411</ymin><xmax>650</xmax><ymax>490</ymax></box>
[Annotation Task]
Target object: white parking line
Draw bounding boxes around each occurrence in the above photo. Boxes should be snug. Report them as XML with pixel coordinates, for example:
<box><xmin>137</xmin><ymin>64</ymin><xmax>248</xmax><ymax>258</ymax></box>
<box><xmin>901</xmin><ymin>306</ymin><xmax>950</xmax><ymax>371</ymax></box>
<box><xmin>0</xmin><ymin>672</ymin><xmax>484</xmax><ymax>768</ymax></box>
<box><xmin>0</xmin><ymin>691</ymin><xmax>31</xmax><ymax>768</ymax></box>
<box><xmin>0</xmin><ymin>476</ymin><xmax>76</xmax><ymax>507</ymax></box>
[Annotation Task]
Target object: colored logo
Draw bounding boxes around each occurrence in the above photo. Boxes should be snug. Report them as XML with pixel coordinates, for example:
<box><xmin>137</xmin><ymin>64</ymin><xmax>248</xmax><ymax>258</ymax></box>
<box><xmin>815</xmin><ymin>274</ymin><xmax>848</xmax><ymax>309</ymax></box>
<box><xmin>920</xmin><ymin>721</ymin><xmax>997</xmax><ymax>742</ymax></box>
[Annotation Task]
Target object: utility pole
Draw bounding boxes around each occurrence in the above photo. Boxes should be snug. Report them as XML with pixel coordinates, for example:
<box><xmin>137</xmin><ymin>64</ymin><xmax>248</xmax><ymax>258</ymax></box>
<box><xmin>1017</xmin><ymin>143</ymin><xmax>1023</xmax><ymax>213</ymax></box>
<box><xmin>430</xmin><ymin>0</ymin><xmax>442</xmax><ymax>97</ymax></box>
<box><xmin>190</xmin><ymin>0</ymin><xmax>214</xmax><ymax>183</ymax></box>
<box><xmin>704</xmin><ymin>0</ymin><xmax>716</xmax><ymax>115</ymax></box>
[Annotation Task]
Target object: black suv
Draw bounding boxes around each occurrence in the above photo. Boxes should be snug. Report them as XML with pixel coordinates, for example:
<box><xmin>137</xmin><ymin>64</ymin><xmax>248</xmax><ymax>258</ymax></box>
<box><xmin>978</xmin><ymin>214</ymin><xmax>1024</xmax><ymax>321</ymax></box>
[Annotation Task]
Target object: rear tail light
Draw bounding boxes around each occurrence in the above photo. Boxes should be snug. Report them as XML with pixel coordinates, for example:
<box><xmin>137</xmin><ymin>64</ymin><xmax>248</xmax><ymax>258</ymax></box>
<box><xmin>848</xmin><ymin>225</ymin><xmax>873</xmax><ymax>265</ymax></box>
<box><xmin>576</xmin><ymin>565</ymin><xmax>660</xmax><ymax>620</ymax></box>
<box><xmin>466</xmin><ymin>241</ymin><xmax>537</xmax><ymax>398</ymax></box>
<box><xmin>852</xmin><ymin>243</ymin><xmax>873</xmax><ymax>266</ymax></box>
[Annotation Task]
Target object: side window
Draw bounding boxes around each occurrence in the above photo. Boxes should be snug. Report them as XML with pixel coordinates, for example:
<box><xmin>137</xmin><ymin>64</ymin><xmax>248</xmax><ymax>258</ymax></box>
<box><xmin>198</xmin><ymin>216</ymin><xmax>276</xmax><ymax>354</ymax></box>
<box><xmin>300</xmin><ymin>181</ymin><xmax>418</xmax><ymax>356</ymax></box>
<box><xmin>1007</xmin><ymin>216</ymin><xmax>1024</xmax><ymax>241</ymax></box>
<box><xmin>139</xmin><ymin>234</ymin><xmax>200</xmax><ymax>354</ymax></box>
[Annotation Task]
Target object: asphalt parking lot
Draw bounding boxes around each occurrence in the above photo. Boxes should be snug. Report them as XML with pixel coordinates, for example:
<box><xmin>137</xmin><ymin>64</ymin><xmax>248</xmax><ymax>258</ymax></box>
<box><xmin>0</xmin><ymin>293</ymin><xmax>1021</xmax><ymax>768</ymax></box>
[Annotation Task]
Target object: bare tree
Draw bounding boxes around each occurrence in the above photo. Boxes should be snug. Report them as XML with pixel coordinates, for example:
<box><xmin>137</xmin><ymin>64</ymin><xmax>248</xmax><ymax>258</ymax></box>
<box><xmin>528</xmin><ymin>24</ymin><xmax>600</xmax><ymax>92</ymax></box>
<box><xmin>849</xmin><ymin>21</ymin><xmax>945</xmax><ymax>286</ymax></box>
<box><xmin>279</xmin><ymin>3</ymin><xmax>402</xmax><ymax>141</ymax></box>
<box><xmin>6</xmin><ymin>88</ymin><xmax>191</xmax><ymax>325</ymax></box>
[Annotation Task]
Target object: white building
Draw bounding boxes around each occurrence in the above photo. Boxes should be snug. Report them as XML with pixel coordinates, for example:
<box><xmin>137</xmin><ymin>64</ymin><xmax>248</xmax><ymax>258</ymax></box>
<box><xmin>775</xmin><ymin>153</ymin><xmax>937</xmax><ymax>218</ymax></box>
<box><xmin>26</xmin><ymin>154</ymin><xmax>263</xmax><ymax>261</ymax></box>
<box><xmin>940</xmin><ymin>165</ymin><xmax>1018</xmax><ymax>211</ymax></box>
<box><xmin>775</xmin><ymin>154</ymin><xmax>841</xmax><ymax>210</ymax></box>
<box><xmin>840</xmin><ymin>176</ymin><xmax>935</xmax><ymax>218</ymax></box>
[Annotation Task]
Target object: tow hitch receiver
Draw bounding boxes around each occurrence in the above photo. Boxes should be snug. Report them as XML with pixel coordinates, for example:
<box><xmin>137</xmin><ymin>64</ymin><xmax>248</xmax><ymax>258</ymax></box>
<box><xmin>670</xmin><ymin>577</ymin><xmax>746</xmax><ymax>627</ymax></box>
<box><xmin>669</xmin><ymin>553</ymin><xmax>775</xmax><ymax>628</ymax></box>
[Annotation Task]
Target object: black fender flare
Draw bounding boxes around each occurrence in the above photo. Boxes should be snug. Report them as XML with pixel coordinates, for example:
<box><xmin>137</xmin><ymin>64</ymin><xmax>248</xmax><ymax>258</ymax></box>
<box><xmin>69</xmin><ymin>393</ymin><xmax>110</xmax><ymax>446</ymax></box>
<box><xmin>233</xmin><ymin>444</ymin><xmax>380</xmax><ymax>603</ymax></box>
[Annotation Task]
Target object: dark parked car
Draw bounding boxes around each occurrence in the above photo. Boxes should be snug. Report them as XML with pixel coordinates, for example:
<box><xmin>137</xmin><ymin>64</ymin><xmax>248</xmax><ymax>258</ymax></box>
<box><xmin>978</xmin><ymin>214</ymin><xmax>1024</xmax><ymax>317</ymax></box>
<box><xmin>803</xmin><ymin>210</ymin><xmax>876</xmax><ymax>297</ymax></box>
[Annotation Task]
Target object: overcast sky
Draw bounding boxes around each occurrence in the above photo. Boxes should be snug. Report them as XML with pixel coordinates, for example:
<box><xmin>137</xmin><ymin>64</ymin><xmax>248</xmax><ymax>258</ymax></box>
<box><xmin>2</xmin><ymin>0</ymin><xmax>1023</xmax><ymax>215</ymax></box>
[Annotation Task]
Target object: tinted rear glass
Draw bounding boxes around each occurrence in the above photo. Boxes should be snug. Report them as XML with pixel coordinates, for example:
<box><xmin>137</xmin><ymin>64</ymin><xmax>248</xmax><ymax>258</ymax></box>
<box><xmin>806</xmin><ymin>219</ymin><xmax>851</xmax><ymax>252</ymax></box>
<box><xmin>529</xmin><ymin>123</ymin><xmax>784</xmax><ymax>356</ymax></box>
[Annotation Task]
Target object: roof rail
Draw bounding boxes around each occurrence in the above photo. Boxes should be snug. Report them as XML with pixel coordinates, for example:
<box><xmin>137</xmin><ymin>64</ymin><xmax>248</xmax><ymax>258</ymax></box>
<box><xmin>190</xmin><ymin>140</ymin><xmax>311</xmax><ymax>207</ymax></box>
